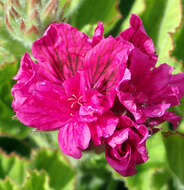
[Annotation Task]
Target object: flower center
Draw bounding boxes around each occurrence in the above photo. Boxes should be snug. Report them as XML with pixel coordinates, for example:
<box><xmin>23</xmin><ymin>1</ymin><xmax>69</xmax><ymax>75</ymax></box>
<box><xmin>68</xmin><ymin>94</ymin><xmax>83</xmax><ymax>116</ymax></box>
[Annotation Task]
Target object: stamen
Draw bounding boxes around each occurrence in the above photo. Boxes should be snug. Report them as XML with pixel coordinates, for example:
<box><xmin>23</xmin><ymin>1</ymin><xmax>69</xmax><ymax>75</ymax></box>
<box><xmin>68</xmin><ymin>94</ymin><xmax>83</xmax><ymax>111</ymax></box>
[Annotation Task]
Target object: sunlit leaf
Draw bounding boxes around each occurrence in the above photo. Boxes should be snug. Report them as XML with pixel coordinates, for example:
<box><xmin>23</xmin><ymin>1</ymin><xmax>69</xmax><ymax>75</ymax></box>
<box><xmin>69</xmin><ymin>0</ymin><xmax>121</xmax><ymax>34</ymax></box>
<box><xmin>31</xmin><ymin>149</ymin><xmax>76</xmax><ymax>190</ymax></box>
<box><xmin>156</xmin><ymin>0</ymin><xmax>182</xmax><ymax>73</ymax></box>
<box><xmin>163</xmin><ymin>133</ymin><xmax>184</xmax><ymax>186</ymax></box>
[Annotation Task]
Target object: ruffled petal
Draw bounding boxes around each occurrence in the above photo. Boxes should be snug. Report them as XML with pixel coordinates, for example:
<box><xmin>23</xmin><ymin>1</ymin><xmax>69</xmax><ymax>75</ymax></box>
<box><xmin>89</xmin><ymin>112</ymin><xmax>119</xmax><ymax>145</ymax></box>
<box><xmin>79</xmin><ymin>89</ymin><xmax>113</xmax><ymax>120</ymax></box>
<box><xmin>58</xmin><ymin>122</ymin><xmax>91</xmax><ymax>159</ymax></box>
<box><xmin>12</xmin><ymin>54</ymin><xmax>72</xmax><ymax>130</ymax></box>
<box><xmin>171</xmin><ymin>73</ymin><xmax>184</xmax><ymax>98</ymax></box>
<box><xmin>128</xmin><ymin>49</ymin><xmax>156</xmax><ymax>89</ymax></box>
<box><xmin>107</xmin><ymin>129</ymin><xmax>129</xmax><ymax>148</ymax></box>
<box><xmin>32</xmin><ymin>23</ymin><xmax>92</xmax><ymax>81</ymax></box>
<box><xmin>145</xmin><ymin>64</ymin><xmax>174</xmax><ymax>95</ymax></box>
<box><xmin>149</xmin><ymin>112</ymin><xmax>181</xmax><ymax>130</ymax></box>
<box><xmin>118</xmin><ymin>52</ymin><xmax>181</xmax><ymax>121</ymax></box>
<box><xmin>106</xmin><ymin>121</ymin><xmax>148</xmax><ymax>177</ymax></box>
<box><xmin>118</xmin><ymin>90</ymin><xmax>145</xmax><ymax>123</ymax></box>
<box><xmin>83</xmin><ymin>36</ymin><xmax>133</xmax><ymax>97</ymax></box>
<box><xmin>106</xmin><ymin>147</ymin><xmax>132</xmax><ymax>175</ymax></box>
<box><xmin>117</xmin><ymin>14</ymin><xmax>156</xmax><ymax>58</ymax></box>
<box><xmin>13</xmin><ymin>80</ymin><xmax>71</xmax><ymax>130</ymax></box>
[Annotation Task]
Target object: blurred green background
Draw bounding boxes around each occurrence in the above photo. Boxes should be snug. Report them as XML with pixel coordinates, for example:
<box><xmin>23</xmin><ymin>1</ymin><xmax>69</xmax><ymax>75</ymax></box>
<box><xmin>0</xmin><ymin>0</ymin><xmax>184</xmax><ymax>189</ymax></box>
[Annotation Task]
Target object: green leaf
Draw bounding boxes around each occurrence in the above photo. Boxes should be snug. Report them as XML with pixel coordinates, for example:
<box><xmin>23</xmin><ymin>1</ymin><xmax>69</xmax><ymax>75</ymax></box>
<box><xmin>140</xmin><ymin>0</ymin><xmax>167</xmax><ymax>46</ymax></box>
<box><xmin>69</xmin><ymin>0</ymin><xmax>121</xmax><ymax>34</ymax></box>
<box><xmin>0</xmin><ymin>178</ymin><xmax>17</xmax><ymax>190</ymax></box>
<box><xmin>120</xmin><ymin>0</ymin><xmax>145</xmax><ymax>31</ymax></box>
<box><xmin>31</xmin><ymin>149</ymin><xmax>76</xmax><ymax>190</ymax></box>
<box><xmin>156</xmin><ymin>0</ymin><xmax>182</xmax><ymax>72</ymax></box>
<box><xmin>22</xmin><ymin>170</ymin><xmax>52</xmax><ymax>190</ymax></box>
<box><xmin>0</xmin><ymin>150</ymin><xmax>29</xmax><ymax>185</ymax></box>
<box><xmin>0</xmin><ymin>171</ymin><xmax>52</xmax><ymax>190</ymax></box>
<box><xmin>163</xmin><ymin>133</ymin><xmax>184</xmax><ymax>186</ymax></box>
<box><xmin>172</xmin><ymin>0</ymin><xmax>184</xmax><ymax>70</ymax></box>
<box><xmin>151</xmin><ymin>169</ymin><xmax>170</xmax><ymax>190</ymax></box>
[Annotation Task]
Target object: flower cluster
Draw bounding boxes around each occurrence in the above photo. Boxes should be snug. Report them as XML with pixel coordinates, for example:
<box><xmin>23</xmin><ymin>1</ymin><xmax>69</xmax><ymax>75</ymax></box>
<box><xmin>12</xmin><ymin>14</ymin><xmax>184</xmax><ymax>177</ymax></box>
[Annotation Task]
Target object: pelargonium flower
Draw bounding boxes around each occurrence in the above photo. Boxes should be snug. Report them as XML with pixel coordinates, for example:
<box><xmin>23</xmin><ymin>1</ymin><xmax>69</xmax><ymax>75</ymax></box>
<box><xmin>12</xmin><ymin>22</ymin><xmax>133</xmax><ymax>159</ymax></box>
<box><xmin>116</xmin><ymin>14</ymin><xmax>184</xmax><ymax>129</ymax></box>
<box><xmin>106</xmin><ymin>115</ymin><xmax>148</xmax><ymax>176</ymax></box>
<box><xmin>11</xmin><ymin>14</ymin><xmax>184</xmax><ymax>177</ymax></box>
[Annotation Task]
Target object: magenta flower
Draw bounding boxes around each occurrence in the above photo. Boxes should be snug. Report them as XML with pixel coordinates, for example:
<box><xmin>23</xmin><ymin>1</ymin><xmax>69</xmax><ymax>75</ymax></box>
<box><xmin>116</xmin><ymin>14</ymin><xmax>184</xmax><ymax>129</ymax></box>
<box><xmin>12</xmin><ymin>22</ymin><xmax>133</xmax><ymax>158</ymax></box>
<box><xmin>11</xmin><ymin>14</ymin><xmax>184</xmax><ymax>177</ymax></box>
<box><xmin>106</xmin><ymin>115</ymin><xmax>148</xmax><ymax>176</ymax></box>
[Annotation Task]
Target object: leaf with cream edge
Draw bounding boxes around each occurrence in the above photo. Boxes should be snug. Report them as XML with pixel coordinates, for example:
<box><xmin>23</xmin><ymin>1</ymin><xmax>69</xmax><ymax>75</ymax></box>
<box><xmin>0</xmin><ymin>148</ymin><xmax>76</xmax><ymax>190</ymax></box>
<box><xmin>0</xmin><ymin>171</ymin><xmax>52</xmax><ymax>190</ymax></box>
<box><xmin>156</xmin><ymin>0</ymin><xmax>182</xmax><ymax>73</ymax></box>
<box><xmin>140</xmin><ymin>0</ymin><xmax>167</xmax><ymax>46</ymax></box>
<box><xmin>0</xmin><ymin>151</ymin><xmax>29</xmax><ymax>185</ymax></box>
<box><xmin>172</xmin><ymin>0</ymin><xmax>184</xmax><ymax>71</ymax></box>
<box><xmin>31</xmin><ymin>149</ymin><xmax>76</xmax><ymax>190</ymax></box>
<box><xmin>22</xmin><ymin>170</ymin><xmax>52</xmax><ymax>190</ymax></box>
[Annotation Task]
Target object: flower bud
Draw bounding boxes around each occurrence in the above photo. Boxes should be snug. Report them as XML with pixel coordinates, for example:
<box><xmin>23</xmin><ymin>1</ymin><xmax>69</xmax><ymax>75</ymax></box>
<box><xmin>3</xmin><ymin>0</ymin><xmax>65</xmax><ymax>48</ymax></box>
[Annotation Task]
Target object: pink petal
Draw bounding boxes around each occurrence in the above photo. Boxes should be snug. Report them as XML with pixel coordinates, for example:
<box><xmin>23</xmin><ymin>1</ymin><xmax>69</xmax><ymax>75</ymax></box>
<box><xmin>171</xmin><ymin>73</ymin><xmax>184</xmax><ymax>98</ymax></box>
<box><xmin>118</xmin><ymin>115</ymin><xmax>135</xmax><ymax>128</ymax></box>
<box><xmin>32</xmin><ymin>23</ymin><xmax>92</xmax><ymax>81</ymax></box>
<box><xmin>58</xmin><ymin>122</ymin><xmax>91</xmax><ymax>158</ymax></box>
<box><xmin>83</xmin><ymin>36</ymin><xmax>133</xmax><ymax>95</ymax></box>
<box><xmin>12</xmin><ymin>55</ymin><xmax>72</xmax><ymax>130</ymax></box>
<box><xmin>91</xmin><ymin>22</ymin><xmax>104</xmax><ymax>46</ymax></box>
<box><xmin>117</xmin><ymin>90</ymin><xmax>145</xmax><ymax>123</ymax></box>
<box><xmin>89</xmin><ymin>112</ymin><xmax>119</xmax><ymax>145</ymax></box>
<box><xmin>63</xmin><ymin>72</ymin><xmax>81</xmax><ymax>97</ymax></box>
<box><xmin>129</xmin><ymin>49</ymin><xmax>156</xmax><ymax>89</ymax></box>
<box><xmin>13</xmin><ymin>52</ymin><xmax>36</xmax><ymax>82</ymax></box>
<box><xmin>143</xmin><ymin>103</ymin><xmax>171</xmax><ymax>118</ymax></box>
<box><xmin>117</xmin><ymin>14</ymin><xmax>156</xmax><ymax>58</ymax></box>
<box><xmin>149</xmin><ymin>112</ymin><xmax>181</xmax><ymax>130</ymax></box>
<box><xmin>135</xmin><ymin>125</ymin><xmax>149</xmax><ymax>144</ymax></box>
<box><xmin>79</xmin><ymin>89</ymin><xmax>114</xmax><ymax>121</ymax></box>
<box><xmin>14</xmin><ymin>81</ymin><xmax>71</xmax><ymax>130</ymax></box>
<box><xmin>118</xmin><ymin>51</ymin><xmax>181</xmax><ymax>122</ymax></box>
<box><xmin>146</xmin><ymin>64</ymin><xmax>173</xmax><ymax>95</ymax></box>
<box><xmin>107</xmin><ymin>129</ymin><xmax>129</xmax><ymax>148</ymax></box>
<box><xmin>105</xmin><ymin>122</ymin><xmax>148</xmax><ymax>177</ymax></box>
<box><xmin>106</xmin><ymin>148</ymin><xmax>131</xmax><ymax>175</ymax></box>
